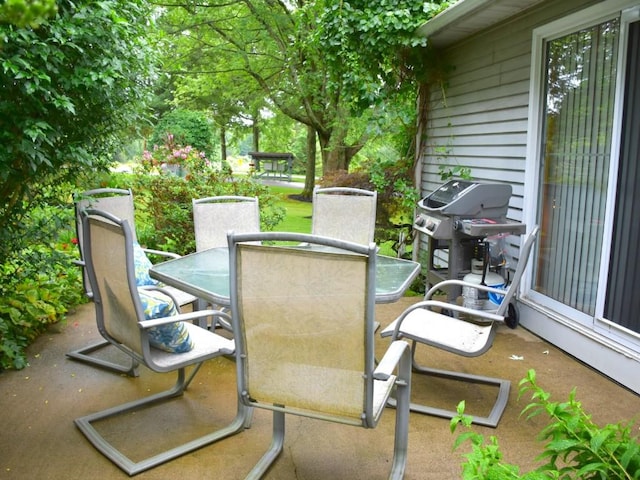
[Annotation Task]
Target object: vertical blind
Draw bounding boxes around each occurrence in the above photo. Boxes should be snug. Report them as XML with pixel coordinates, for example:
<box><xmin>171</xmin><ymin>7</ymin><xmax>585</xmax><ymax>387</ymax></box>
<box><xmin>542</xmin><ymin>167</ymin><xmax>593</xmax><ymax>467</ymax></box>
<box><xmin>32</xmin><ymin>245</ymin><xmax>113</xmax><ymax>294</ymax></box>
<box><xmin>605</xmin><ymin>21</ymin><xmax>640</xmax><ymax>333</ymax></box>
<box><xmin>535</xmin><ymin>19</ymin><xmax>619</xmax><ymax>315</ymax></box>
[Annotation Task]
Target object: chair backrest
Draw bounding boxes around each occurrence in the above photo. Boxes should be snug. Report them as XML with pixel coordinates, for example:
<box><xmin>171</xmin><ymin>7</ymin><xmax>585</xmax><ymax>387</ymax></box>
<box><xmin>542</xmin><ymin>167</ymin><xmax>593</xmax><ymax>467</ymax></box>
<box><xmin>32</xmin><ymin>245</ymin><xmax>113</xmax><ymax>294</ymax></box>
<box><xmin>192</xmin><ymin>196</ymin><xmax>260</xmax><ymax>251</ymax></box>
<box><xmin>74</xmin><ymin>189</ymin><xmax>137</xmax><ymax>298</ymax></box>
<box><xmin>311</xmin><ymin>187</ymin><xmax>377</xmax><ymax>245</ymax></box>
<box><xmin>228</xmin><ymin>231</ymin><xmax>379</xmax><ymax>426</ymax></box>
<box><xmin>494</xmin><ymin>226</ymin><xmax>540</xmax><ymax>317</ymax></box>
<box><xmin>81</xmin><ymin>209</ymin><xmax>146</xmax><ymax>358</ymax></box>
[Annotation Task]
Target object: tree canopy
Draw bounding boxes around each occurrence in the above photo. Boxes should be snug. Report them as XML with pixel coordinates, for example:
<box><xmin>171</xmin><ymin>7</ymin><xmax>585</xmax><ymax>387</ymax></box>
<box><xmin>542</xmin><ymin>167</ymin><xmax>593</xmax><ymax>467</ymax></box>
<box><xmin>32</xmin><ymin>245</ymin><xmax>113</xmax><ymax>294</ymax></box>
<box><xmin>0</xmin><ymin>0</ymin><xmax>57</xmax><ymax>28</ymax></box>
<box><xmin>157</xmin><ymin>0</ymin><xmax>452</xmax><ymax>193</ymax></box>
<box><xmin>0</xmin><ymin>0</ymin><xmax>159</xmax><ymax>234</ymax></box>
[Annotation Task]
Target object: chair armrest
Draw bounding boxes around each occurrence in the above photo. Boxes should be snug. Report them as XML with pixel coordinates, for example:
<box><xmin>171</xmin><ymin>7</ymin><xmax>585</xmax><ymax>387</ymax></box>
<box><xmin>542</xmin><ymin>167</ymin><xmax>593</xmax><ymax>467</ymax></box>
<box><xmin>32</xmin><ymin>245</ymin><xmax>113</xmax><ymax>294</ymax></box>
<box><xmin>373</xmin><ymin>340</ymin><xmax>411</xmax><ymax>381</ymax></box>
<box><xmin>139</xmin><ymin>309</ymin><xmax>232</xmax><ymax>329</ymax></box>
<box><xmin>425</xmin><ymin>279</ymin><xmax>507</xmax><ymax>300</ymax></box>
<box><xmin>383</xmin><ymin>300</ymin><xmax>504</xmax><ymax>340</ymax></box>
<box><xmin>143</xmin><ymin>248</ymin><xmax>181</xmax><ymax>260</ymax></box>
<box><xmin>138</xmin><ymin>285</ymin><xmax>182</xmax><ymax>306</ymax></box>
<box><xmin>414</xmin><ymin>300</ymin><xmax>504</xmax><ymax>322</ymax></box>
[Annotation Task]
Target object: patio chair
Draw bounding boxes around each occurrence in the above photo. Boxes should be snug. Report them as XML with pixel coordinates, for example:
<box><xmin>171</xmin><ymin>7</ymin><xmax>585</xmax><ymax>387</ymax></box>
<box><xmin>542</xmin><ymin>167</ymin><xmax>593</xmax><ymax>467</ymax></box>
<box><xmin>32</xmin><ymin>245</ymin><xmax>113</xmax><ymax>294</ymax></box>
<box><xmin>192</xmin><ymin>195</ymin><xmax>260</xmax><ymax>252</ymax></box>
<box><xmin>311</xmin><ymin>186</ymin><xmax>377</xmax><ymax>245</ymax></box>
<box><xmin>192</xmin><ymin>195</ymin><xmax>260</xmax><ymax>329</ymax></box>
<box><xmin>74</xmin><ymin>209</ymin><xmax>249</xmax><ymax>476</ymax></box>
<box><xmin>68</xmin><ymin>188</ymin><xmax>198</xmax><ymax>376</ymax></box>
<box><xmin>227</xmin><ymin>231</ymin><xmax>412</xmax><ymax>479</ymax></box>
<box><xmin>381</xmin><ymin>226</ymin><xmax>539</xmax><ymax>427</ymax></box>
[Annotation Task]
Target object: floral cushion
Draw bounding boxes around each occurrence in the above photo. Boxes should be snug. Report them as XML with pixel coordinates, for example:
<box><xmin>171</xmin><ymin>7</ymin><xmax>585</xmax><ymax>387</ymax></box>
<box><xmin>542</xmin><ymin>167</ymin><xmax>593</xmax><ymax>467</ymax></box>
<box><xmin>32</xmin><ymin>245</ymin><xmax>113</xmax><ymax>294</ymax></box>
<box><xmin>132</xmin><ymin>241</ymin><xmax>158</xmax><ymax>286</ymax></box>
<box><xmin>138</xmin><ymin>288</ymin><xmax>194</xmax><ymax>353</ymax></box>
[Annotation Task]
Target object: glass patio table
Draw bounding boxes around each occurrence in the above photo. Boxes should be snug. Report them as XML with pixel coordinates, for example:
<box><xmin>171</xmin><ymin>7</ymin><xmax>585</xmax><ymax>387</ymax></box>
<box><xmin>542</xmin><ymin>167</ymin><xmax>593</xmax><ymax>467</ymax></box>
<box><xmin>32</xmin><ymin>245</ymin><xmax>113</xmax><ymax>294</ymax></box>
<box><xmin>149</xmin><ymin>246</ymin><xmax>421</xmax><ymax>306</ymax></box>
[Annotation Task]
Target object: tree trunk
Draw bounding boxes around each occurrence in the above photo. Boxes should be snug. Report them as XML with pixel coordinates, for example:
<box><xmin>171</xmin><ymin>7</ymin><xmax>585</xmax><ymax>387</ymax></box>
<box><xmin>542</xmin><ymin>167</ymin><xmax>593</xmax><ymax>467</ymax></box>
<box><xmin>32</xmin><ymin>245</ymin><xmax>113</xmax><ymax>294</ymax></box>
<box><xmin>317</xmin><ymin>130</ymin><xmax>349</xmax><ymax>172</ymax></box>
<box><xmin>302</xmin><ymin>124</ymin><xmax>316</xmax><ymax>198</ymax></box>
<box><xmin>415</xmin><ymin>82</ymin><xmax>431</xmax><ymax>182</ymax></box>
<box><xmin>317</xmin><ymin>128</ymin><xmax>364</xmax><ymax>173</ymax></box>
<box><xmin>252</xmin><ymin>116</ymin><xmax>259</xmax><ymax>152</ymax></box>
<box><xmin>219</xmin><ymin>124</ymin><xmax>227</xmax><ymax>161</ymax></box>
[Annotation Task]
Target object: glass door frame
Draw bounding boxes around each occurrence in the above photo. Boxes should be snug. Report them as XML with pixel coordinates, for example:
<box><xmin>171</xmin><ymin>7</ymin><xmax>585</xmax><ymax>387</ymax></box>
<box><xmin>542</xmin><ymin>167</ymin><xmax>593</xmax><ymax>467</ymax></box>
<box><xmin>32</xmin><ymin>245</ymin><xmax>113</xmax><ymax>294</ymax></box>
<box><xmin>523</xmin><ymin>0</ymin><xmax>640</xmax><ymax>348</ymax></box>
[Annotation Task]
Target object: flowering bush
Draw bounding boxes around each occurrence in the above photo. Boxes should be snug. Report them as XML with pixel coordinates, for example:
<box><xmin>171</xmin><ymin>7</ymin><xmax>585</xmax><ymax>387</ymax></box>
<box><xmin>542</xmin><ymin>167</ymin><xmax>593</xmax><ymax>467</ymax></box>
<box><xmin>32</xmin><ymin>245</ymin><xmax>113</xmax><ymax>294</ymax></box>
<box><xmin>140</xmin><ymin>133</ymin><xmax>213</xmax><ymax>178</ymax></box>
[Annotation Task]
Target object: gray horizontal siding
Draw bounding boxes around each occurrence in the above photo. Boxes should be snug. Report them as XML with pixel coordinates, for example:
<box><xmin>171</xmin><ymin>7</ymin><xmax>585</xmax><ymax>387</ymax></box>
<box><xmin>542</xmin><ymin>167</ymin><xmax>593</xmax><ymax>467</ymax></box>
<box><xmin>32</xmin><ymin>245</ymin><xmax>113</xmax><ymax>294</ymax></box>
<box><xmin>416</xmin><ymin>0</ymin><xmax>603</xmax><ymax>258</ymax></box>
<box><xmin>419</xmin><ymin>0</ymin><xmax>604</xmax><ymax>209</ymax></box>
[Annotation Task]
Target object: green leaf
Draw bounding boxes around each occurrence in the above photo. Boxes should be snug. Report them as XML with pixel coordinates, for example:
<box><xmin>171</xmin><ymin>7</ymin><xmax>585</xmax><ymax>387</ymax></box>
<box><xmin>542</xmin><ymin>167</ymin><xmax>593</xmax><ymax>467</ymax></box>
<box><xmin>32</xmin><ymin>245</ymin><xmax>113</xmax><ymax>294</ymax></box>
<box><xmin>620</xmin><ymin>441</ymin><xmax>640</xmax><ymax>469</ymax></box>
<box><xmin>574</xmin><ymin>462</ymin><xmax>608</xmax><ymax>476</ymax></box>
<box><xmin>590</xmin><ymin>429</ymin><xmax>613</xmax><ymax>451</ymax></box>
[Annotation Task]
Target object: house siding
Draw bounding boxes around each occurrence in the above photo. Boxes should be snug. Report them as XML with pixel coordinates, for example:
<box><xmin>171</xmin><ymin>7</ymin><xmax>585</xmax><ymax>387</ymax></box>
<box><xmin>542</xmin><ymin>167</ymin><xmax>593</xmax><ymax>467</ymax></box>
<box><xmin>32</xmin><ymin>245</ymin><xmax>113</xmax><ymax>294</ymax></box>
<box><xmin>418</xmin><ymin>0</ymin><xmax>603</xmax><ymax>259</ymax></box>
<box><xmin>422</xmin><ymin>0</ymin><xmax>602</xmax><ymax>212</ymax></box>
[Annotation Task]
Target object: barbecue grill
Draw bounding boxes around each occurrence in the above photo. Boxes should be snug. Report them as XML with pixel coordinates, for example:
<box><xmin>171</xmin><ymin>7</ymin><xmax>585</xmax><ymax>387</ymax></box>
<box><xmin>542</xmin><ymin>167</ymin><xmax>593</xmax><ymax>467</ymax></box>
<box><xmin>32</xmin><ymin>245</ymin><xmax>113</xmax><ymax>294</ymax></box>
<box><xmin>413</xmin><ymin>180</ymin><xmax>525</xmax><ymax>300</ymax></box>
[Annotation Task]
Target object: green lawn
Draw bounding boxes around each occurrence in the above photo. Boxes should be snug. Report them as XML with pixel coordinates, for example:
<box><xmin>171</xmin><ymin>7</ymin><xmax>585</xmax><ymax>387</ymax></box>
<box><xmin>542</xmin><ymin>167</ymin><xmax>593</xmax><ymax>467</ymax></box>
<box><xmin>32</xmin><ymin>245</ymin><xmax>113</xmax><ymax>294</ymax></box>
<box><xmin>268</xmin><ymin>185</ymin><xmax>312</xmax><ymax>234</ymax></box>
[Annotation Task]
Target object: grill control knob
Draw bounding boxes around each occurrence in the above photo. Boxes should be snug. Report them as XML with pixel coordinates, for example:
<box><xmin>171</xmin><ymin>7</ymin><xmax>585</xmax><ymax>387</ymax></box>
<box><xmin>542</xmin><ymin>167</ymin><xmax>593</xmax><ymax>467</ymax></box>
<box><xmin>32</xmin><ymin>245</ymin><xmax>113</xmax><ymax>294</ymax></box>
<box><xmin>425</xmin><ymin>220</ymin><xmax>436</xmax><ymax>231</ymax></box>
<box><xmin>415</xmin><ymin>216</ymin><xmax>426</xmax><ymax>227</ymax></box>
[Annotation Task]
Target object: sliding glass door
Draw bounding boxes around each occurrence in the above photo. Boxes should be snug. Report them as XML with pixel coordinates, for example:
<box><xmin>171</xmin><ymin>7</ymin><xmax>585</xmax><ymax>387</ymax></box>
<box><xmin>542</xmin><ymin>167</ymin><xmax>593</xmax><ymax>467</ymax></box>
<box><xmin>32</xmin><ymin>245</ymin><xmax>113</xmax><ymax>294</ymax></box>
<box><xmin>535</xmin><ymin>19</ymin><xmax>619</xmax><ymax>317</ymax></box>
<box><xmin>532</xmin><ymin>8</ymin><xmax>640</xmax><ymax>340</ymax></box>
<box><xmin>604</xmin><ymin>19</ymin><xmax>640</xmax><ymax>334</ymax></box>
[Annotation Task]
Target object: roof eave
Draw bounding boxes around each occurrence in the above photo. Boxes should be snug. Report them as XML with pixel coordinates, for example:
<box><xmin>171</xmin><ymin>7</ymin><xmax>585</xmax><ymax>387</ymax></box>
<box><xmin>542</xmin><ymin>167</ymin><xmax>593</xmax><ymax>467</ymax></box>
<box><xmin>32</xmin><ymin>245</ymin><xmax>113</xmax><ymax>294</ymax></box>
<box><xmin>416</xmin><ymin>0</ymin><xmax>547</xmax><ymax>47</ymax></box>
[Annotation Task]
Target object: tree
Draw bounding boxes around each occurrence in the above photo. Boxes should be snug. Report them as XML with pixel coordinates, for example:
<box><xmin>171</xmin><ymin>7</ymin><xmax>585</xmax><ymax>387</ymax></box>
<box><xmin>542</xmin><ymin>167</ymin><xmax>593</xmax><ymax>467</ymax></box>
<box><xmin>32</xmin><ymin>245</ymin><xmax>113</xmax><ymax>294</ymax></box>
<box><xmin>150</xmin><ymin>109</ymin><xmax>216</xmax><ymax>158</ymax></box>
<box><xmin>313</xmin><ymin>0</ymin><xmax>455</xmax><ymax>168</ymax></box>
<box><xmin>158</xmin><ymin>0</ymin><xmax>369</xmax><ymax>196</ymax></box>
<box><xmin>0</xmin><ymin>0</ymin><xmax>57</xmax><ymax>28</ymax></box>
<box><xmin>158</xmin><ymin>1</ymin><xmax>453</xmax><ymax>196</ymax></box>
<box><xmin>0</xmin><ymin>0</ymin><xmax>159</xmax><ymax>240</ymax></box>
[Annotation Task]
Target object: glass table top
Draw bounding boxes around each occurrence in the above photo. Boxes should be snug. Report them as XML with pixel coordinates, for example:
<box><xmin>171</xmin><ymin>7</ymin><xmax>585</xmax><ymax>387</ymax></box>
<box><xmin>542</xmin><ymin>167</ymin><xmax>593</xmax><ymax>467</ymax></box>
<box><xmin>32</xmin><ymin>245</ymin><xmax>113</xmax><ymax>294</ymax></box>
<box><xmin>150</xmin><ymin>247</ymin><xmax>420</xmax><ymax>305</ymax></box>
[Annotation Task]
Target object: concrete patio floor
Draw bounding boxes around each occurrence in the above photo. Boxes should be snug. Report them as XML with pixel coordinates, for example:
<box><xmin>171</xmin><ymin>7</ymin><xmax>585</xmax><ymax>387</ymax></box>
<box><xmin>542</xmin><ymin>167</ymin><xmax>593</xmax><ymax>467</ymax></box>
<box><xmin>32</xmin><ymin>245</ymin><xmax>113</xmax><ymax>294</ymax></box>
<box><xmin>1</xmin><ymin>297</ymin><xmax>639</xmax><ymax>479</ymax></box>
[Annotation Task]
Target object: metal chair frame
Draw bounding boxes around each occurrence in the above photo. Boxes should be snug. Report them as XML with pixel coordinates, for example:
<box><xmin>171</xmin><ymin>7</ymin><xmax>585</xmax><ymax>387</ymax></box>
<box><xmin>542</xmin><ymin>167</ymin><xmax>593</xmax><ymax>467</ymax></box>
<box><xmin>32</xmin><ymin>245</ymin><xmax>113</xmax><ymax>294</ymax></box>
<box><xmin>381</xmin><ymin>226</ymin><xmax>540</xmax><ymax>427</ymax></box>
<box><xmin>74</xmin><ymin>209</ymin><xmax>250</xmax><ymax>475</ymax></box>
<box><xmin>228</xmin><ymin>231</ymin><xmax>412</xmax><ymax>479</ymax></box>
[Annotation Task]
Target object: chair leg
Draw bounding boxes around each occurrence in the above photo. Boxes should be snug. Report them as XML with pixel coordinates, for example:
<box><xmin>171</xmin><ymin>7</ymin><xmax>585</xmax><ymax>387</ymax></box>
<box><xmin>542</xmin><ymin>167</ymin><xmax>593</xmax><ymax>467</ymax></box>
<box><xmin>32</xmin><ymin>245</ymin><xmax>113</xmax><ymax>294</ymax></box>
<box><xmin>407</xmin><ymin>364</ymin><xmax>510</xmax><ymax>428</ymax></box>
<box><xmin>389</xmin><ymin>348</ymin><xmax>411</xmax><ymax>480</ymax></box>
<box><xmin>387</xmin><ymin>344</ymin><xmax>510</xmax><ymax>428</ymax></box>
<box><xmin>184</xmin><ymin>362</ymin><xmax>203</xmax><ymax>389</ymax></box>
<box><xmin>66</xmin><ymin>339</ymin><xmax>139</xmax><ymax>377</ymax></box>
<box><xmin>74</xmin><ymin>367</ymin><xmax>251</xmax><ymax>476</ymax></box>
<box><xmin>245</xmin><ymin>409</ymin><xmax>285</xmax><ymax>480</ymax></box>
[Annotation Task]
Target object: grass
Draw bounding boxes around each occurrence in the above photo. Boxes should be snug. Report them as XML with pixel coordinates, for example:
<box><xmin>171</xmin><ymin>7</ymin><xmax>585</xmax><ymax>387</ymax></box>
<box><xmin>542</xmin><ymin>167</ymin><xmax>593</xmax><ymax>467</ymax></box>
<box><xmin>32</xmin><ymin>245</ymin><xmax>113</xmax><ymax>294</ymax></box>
<box><xmin>268</xmin><ymin>185</ymin><xmax>312</xmax><ymax>234</ymax></box>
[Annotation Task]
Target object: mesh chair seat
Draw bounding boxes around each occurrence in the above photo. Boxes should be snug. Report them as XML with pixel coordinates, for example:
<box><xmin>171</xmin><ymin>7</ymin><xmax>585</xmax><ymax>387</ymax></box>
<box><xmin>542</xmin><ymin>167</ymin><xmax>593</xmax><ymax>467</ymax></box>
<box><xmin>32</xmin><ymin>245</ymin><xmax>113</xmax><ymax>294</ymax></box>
<box><xmin>311</xmin><ymin>187</ymin><xmax>377</xmax><ymax>245</ymax></box>
<box><xmin>146</xmin><ymin>323</ymin><xmax>234</xmax><ymax>371</ymax></box>
<box><xmin>382</xmin><ymin>309</ymin><xmax>494</xmax><ymax>355</ymax></box>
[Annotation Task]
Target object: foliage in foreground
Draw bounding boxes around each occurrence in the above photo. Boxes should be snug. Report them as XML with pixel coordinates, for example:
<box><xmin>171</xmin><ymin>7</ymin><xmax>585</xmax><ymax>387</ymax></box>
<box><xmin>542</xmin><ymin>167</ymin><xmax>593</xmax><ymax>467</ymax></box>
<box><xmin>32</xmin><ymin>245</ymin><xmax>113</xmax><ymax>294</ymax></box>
<box><xmin>0</xmin><ymin>183</ymin><xmax>85</xmax><ymax>370</ymax></box>
<box><xmin>0</xmin><ymin>0</ymin><xmax>57</xmax><ymax>28</ymax></box>
<box><xmin>451</xmin><ymin>369</ymin><xmax>640</xmax><ymax>479</ymax></box>
<box><xmin>1</xmin><ymin>0</ymin><xmax>158</xmax><ymax>235</ymax></box>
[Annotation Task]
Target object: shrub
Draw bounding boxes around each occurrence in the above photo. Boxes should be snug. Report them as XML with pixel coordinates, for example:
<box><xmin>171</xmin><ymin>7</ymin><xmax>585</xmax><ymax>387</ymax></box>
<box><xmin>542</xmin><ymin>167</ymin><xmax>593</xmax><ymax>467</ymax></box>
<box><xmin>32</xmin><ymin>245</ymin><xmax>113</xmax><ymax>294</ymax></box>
<box><xmin>451</xmin><ymin>369</ymin><xmax>640</xmax><ymax>479</ymax></box>
<box><xmin>319</xmin><ymin>160</ymin><xmax>420</xmax><ymax>261</ymax></box>
<box><xmin>0</xmin><ymin>200</ymin><xmax>85</xmax><ymax>370</ymax></box>
<box><xmin>103</xmin><ymin>168</ymin><xmax>286</xmax><ymax>256</ymax></box>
